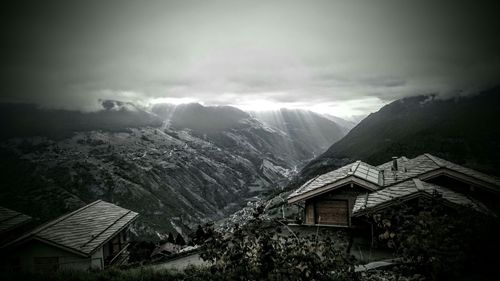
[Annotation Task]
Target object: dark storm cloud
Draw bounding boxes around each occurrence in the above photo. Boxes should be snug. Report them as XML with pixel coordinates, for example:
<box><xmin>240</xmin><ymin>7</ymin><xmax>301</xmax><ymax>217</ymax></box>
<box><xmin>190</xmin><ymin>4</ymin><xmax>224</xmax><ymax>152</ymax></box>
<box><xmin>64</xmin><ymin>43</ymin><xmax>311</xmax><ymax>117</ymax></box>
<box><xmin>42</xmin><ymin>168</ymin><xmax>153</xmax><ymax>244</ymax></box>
<box><xmin>0</xmin><ymin>0</ymin><xmax>499</xmax><ymax>114</ymax></box>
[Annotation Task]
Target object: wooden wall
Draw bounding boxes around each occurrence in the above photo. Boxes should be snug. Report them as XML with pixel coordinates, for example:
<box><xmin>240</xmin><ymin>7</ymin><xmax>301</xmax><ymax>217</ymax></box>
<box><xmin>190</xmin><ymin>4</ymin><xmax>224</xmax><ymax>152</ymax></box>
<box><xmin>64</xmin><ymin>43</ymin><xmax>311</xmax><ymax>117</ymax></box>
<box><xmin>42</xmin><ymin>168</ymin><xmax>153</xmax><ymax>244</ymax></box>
<box><xmin>303</xmin><ymin>184</ymin><xmax>369</xmax><ymax>226</ymax></box>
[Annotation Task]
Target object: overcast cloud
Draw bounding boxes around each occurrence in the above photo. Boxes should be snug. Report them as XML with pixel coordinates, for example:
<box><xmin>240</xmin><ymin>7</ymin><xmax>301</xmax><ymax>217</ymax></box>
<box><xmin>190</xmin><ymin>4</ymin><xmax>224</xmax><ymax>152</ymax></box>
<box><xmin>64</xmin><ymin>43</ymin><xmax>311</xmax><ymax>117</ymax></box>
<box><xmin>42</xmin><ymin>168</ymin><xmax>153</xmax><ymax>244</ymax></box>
<box><xmin>1</xmin><ymin>0</ymin><xmax>499</xmax><ymax>117</ymax></box>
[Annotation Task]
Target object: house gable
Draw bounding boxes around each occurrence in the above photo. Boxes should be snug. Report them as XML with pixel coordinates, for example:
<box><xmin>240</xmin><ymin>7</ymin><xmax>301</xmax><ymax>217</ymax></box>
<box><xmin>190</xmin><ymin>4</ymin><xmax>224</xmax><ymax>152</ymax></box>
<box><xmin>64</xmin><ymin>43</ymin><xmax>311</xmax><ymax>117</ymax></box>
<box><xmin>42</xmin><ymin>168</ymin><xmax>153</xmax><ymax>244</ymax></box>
<box><xmin>303</xmin><ymin>183</ymin><xmax>372</xmax><ymax>226</ymax></box>
<box><xmin>289</xmin><ymin>176</ymin><xmax>379</xmax><ymax>204</ymax></box>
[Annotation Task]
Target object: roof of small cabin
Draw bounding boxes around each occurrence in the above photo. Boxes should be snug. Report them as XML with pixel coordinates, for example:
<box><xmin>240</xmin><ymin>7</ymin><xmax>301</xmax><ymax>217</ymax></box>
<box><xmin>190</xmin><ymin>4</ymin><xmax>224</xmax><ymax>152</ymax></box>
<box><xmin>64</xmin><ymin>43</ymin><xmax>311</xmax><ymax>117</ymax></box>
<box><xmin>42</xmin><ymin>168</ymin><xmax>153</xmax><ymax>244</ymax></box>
<box><xmin>2</xmin><ymin>200</ymin><xmax>138</xmax><ymax>257</ymax></box>
<box><xmin>288</xmin><ymin>153</ymin><xmax>500</xmax><ymax>203</ymax></box>
<box><xmin>352</xmin><ymin>178</ymin><xmax>488</xmax><ymax>215</ymax></box>
<box><xmin>0</xmin><ymin>206</ymin><xmax>32</xmax><ymax>235</ymax></box>
<box><xmin>288</xmin><ymin>161</ymin><xmax>381</xmax><ymax>202</ymax></box>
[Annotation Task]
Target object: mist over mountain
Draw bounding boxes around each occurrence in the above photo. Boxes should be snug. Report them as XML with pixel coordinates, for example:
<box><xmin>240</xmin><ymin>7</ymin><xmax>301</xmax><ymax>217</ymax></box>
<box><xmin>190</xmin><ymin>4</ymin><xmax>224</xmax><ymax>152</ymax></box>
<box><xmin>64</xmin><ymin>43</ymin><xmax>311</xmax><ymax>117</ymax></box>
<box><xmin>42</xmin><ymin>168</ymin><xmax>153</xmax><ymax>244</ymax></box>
<box><xmin>322</xmin><ymin>114</ymin><xmax>359</xmax><ymax>134</ymax></box>
<box><xmin>153</xmin><ymin>103</ymin><xmax>250</xmax><ymax>133</ymax></box>
<box><xmin>299</xmin><ymin>86</ymin><xmax>500</xmax><ymax>183</ymax></box>
<box><xmin>249</xmin><ymin>109</ymin><xmax>348</xmax><ymax>157</ymax></box>
<box><xmin>0</xmin><ymin>100</ymin><xmax>163</xmax><ymax>140</ymax></box>
<box><xmin>0</xmin><ymin>101</ymin><xmax>349</xmax><ymax>238</ymax></box>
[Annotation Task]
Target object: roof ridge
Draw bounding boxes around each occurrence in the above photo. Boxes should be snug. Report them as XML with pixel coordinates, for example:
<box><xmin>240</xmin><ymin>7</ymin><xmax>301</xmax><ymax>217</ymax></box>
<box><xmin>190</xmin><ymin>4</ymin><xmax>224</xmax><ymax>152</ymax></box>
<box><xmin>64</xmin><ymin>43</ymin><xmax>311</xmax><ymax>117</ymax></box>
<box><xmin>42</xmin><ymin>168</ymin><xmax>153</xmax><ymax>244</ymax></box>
<box><xmin>413</xmin><ymin>178</ymin><xmax>424</xmax><ymax>191</ymax></box>
<box><xmin>294</xmin><ymin>174</ymin><xmax>320</xmax><ymax>195</ymax></box>
<box><xmin>349</xmin><ymin>161</ymin><xmax>361</xmax><ymax>174</ymax></box>
<box><xmin>424</xmin><ymin>153</ymin><xmax>444</xmax><ymax>167</ymax></box>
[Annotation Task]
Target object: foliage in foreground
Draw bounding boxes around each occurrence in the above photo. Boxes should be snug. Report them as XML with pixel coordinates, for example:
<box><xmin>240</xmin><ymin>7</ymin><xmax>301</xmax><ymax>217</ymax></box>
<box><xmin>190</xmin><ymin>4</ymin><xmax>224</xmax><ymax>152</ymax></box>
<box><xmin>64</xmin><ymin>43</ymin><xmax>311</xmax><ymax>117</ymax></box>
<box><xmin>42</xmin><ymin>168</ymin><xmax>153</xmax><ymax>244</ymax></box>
<box><xmin>371</xmin><ymin>195</ymin><xmax>500</xmax><ymax>280</ymax></box>
<box><xmin>0</xmin><ymin>267</ymin><xmax>182</xmax><ymax>281</ymax></box>
<box><xmin>5</xmin><ymin>197</ymin><xmax>499</xmax><ymax>281</ymax></box>
<box><xmin>199</xmin><ymin>205</ymin><xmax>357</xmax><ymax>281</ymax></box>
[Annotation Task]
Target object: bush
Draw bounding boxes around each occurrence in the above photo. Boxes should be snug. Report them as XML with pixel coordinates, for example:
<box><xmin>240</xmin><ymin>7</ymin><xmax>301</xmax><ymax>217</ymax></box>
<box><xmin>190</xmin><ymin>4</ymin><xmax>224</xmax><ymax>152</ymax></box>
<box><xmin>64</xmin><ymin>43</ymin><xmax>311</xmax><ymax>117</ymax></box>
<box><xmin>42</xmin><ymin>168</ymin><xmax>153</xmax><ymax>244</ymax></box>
<box><xmin>200</xmin><ymin>206</ymin><xmax>357</xmax><ymax>281</ymax></box>
<box><xmin>371</xmin><ymin>195</ymin><xmax>500</xmax><ymax>280</ymax></box>
<box><xmin>0</xmin><ymin>267</ymin><xmax>183</xmax><ymax>281</ymax></box>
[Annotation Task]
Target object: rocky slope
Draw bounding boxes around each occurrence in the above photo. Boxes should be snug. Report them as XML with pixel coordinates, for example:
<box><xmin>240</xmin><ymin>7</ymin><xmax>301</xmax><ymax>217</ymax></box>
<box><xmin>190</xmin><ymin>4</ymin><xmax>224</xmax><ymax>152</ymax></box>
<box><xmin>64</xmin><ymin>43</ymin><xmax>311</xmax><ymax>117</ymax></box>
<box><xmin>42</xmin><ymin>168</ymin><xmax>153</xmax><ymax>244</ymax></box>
<box><xmin>0</xmin><ymin>101</ymin><xmax>348</xmax><ymax>239</ymax></box>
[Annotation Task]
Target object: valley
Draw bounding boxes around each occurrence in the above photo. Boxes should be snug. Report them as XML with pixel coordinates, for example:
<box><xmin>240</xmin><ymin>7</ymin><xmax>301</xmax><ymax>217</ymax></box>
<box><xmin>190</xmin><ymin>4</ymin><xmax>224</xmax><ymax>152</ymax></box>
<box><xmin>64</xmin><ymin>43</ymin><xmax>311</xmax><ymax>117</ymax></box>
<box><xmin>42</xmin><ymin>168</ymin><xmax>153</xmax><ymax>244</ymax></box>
<box><xmin>0</xmin><ymin>101</ymin><xmax>351</xmax><ymax>239</ymax></box>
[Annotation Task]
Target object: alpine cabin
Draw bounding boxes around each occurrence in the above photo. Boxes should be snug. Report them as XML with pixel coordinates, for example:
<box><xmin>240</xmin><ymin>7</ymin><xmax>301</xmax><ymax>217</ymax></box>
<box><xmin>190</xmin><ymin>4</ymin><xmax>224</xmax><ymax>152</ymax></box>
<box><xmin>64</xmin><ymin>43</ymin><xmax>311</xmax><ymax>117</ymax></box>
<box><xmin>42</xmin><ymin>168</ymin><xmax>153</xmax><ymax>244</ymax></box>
<box><xmin>288</xmin><ymin>153</ymin><xmax>500</xmax><ymax>227</ymax></box>
<box><xmin>0</xmin><ymin>200</ymin><xmax>138</xmax><ymax>271</ymax></box>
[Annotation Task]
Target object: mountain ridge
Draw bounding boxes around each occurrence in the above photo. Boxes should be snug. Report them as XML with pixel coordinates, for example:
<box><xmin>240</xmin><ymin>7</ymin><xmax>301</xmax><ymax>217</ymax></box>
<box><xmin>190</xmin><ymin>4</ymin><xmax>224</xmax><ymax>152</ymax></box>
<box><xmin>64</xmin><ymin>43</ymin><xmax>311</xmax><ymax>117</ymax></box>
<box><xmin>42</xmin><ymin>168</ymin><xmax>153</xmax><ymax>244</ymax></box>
<box><xmin>299</xmin><ymin>87</ymin><xmax>500</xmax><ymax>185</ymax></box>
<box><xmin>0</xmin><ymin>101</ymin><xmax>350</xmax><ymax>239</ymax></box>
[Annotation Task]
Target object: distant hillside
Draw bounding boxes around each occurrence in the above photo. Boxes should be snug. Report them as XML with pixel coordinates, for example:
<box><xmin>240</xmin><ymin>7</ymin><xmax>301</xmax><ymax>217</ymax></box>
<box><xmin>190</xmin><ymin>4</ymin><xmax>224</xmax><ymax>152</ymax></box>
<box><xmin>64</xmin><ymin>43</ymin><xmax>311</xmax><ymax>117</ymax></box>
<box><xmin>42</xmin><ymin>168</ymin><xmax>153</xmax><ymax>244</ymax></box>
<box><xmin>153</xmin><ymin>103</ymin><xmax>250</xmax><ymax>133</ymax></box>
<box><xmin>300</xmin><ymin>87</ymin><xmax>500</xmax><ymax>182</ymax></box>
<box><xmin>0</xmin><ymin>100</ymin><xmax>162</xmax><ymax>140</ymax></box>
<box><xmin>153</xmin><ymin>104</ymin><xmax>350</xmax><ymax>164</ymax></box>
<box><xmin>249</xmin><ymin>109</ymin><xmax>347</xmax><ymax>157</ymax></box>
<box><xmin>0</xmin><ymin>102</ymin><xmax>347</xmax><ymax>239</ymax></box>
<box><xmin>322</xmin><ymin>114</ymin><xmax>358</xmax><ymax>133</ymax></box>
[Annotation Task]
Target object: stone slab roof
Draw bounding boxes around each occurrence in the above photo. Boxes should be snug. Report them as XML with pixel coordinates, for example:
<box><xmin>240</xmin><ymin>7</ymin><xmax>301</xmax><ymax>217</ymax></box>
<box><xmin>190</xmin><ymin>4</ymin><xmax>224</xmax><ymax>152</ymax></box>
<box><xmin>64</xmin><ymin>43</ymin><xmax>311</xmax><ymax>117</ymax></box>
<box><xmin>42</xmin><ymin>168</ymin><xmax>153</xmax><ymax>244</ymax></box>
<box><xmin>426</xmin><ymin>154</ymin><xmax>500</xmax><ymax>188</ymax></box>
<box><xmin>288</xmin><ymin>161</ymin><xmax>381</xmax><ymax>202</ymax></box>
<box><xmin>289</xmin><ymin>153</ymin><xmax>500</xmax><ymax>204</ymax></box>
<box><xmin>378</xmin><ymin>154</ymin><xmax>440</xmax><ymax>186</ymax></box>
<box><xmin>352</xmin><ymin>178</ymin><xmax>485</xmax><ymax>215</ymax></box>
<box><xmin>0</xmin><ymin>206</ymin><xmax>32</xmax><ymax>235</ymax></box>
<box><xmin>3</xmin><ymin>200</ymin><xmax>138</xmax><ymax>257</ymax></box>
<box><xmin>379</xmin><ymin>153</ymin><xmax>500</xmax><ymax>189</ymax></box>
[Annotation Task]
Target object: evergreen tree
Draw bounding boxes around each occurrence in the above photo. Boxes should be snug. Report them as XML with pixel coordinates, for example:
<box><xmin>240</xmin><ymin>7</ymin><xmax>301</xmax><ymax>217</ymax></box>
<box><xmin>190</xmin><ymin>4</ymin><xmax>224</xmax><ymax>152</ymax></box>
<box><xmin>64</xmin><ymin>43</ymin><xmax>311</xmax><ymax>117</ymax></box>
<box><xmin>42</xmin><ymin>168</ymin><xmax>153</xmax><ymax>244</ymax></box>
<box><xmin>167</xmin><ymin>232</ymin><xmax>175</xmax><ymax>243</ymax></box>
<box><xmin>175</xmin><ymin>233</ymin><xmax>186</xmax><ymax>245</ymax></box>
<box><xmin>193</xmin><ymin>225</ymin><xmax>205</xmax><ymax>244</ymax></box>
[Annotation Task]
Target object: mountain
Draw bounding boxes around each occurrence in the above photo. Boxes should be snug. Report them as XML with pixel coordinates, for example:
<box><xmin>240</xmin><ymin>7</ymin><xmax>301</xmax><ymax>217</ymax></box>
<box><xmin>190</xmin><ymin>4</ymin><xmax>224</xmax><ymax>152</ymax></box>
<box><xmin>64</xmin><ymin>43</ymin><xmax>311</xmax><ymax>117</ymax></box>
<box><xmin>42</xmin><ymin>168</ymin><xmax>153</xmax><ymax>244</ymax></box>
<box><xmin>0</xmin><ymin>100</ymin><xmax>163</xmax><ymax>140</ymax></box>
<box><xmin>249</xmin><ymin>109</ymin><xmax>347</xmax><ymax>157</ymax></box>
<box><xmin>153</xmin><ymin>103</ymin><xmax>250</xmax><ymax>133</ymax></box>
<box><xmin>299</xmin><ymin>87</ymin><xmax>500</xmax><ymax>182</ymax></box>
<box><xmin>322</xmin><ymin>114</ymin><xmax>358</xmax><ymax>134</ymax></box>
<box><xmin>0</xmin><ymin>102</ymin><xmax>347</xmax><ymax>239</ymax></box>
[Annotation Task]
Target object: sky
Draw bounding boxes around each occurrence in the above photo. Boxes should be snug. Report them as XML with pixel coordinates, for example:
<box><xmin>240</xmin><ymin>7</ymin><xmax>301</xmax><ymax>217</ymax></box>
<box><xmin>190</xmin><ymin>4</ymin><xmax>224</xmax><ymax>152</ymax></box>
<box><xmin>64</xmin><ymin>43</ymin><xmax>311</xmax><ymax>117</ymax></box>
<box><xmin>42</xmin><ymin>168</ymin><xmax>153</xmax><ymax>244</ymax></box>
<box><xmin>1</xmin><ymin>0</ymin><xmax>499</xmax><ymax>118</ymax></box>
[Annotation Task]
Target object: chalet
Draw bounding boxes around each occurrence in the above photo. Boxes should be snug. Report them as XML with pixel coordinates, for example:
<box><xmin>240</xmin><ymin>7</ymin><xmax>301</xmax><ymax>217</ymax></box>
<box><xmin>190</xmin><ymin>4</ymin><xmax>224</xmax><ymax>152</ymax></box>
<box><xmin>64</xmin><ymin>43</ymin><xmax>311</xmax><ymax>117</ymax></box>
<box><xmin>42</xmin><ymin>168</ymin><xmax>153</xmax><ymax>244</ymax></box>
<box><xmin>288</xmin><ymin>153</ymin><xmax>500</xmax><ymax>227</ymax></box>
<box><xmin>0</xmin><ymin>200</ymin><xmax>138</xmax><ymax>271</ymax></box>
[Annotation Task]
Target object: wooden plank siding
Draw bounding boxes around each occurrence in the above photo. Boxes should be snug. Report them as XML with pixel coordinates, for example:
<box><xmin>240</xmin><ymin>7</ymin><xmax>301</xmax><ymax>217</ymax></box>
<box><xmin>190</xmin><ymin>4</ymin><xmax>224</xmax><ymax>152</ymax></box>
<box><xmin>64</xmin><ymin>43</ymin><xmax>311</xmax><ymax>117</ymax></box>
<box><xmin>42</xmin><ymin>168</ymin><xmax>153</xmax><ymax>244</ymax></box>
<box><xmin>303</xmin><ymin>184</ymin><xmax>369</xmax><ymax>227</ymax></box>
<box><xmin>315</xmin><ymin>200</ymin><xmax>349</xmax><ymax>226</ymax></box>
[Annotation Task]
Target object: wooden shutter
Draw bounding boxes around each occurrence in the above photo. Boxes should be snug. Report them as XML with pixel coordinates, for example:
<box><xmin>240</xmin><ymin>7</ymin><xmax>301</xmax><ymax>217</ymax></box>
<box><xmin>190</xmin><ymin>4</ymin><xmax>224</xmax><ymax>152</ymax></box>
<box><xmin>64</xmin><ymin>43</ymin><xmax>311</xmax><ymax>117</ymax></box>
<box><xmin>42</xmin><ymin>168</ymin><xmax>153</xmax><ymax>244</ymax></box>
<box><xmin>315</xmin><ymin>199</ymin><xmax>349</xmax><ymax>226</ymax></box>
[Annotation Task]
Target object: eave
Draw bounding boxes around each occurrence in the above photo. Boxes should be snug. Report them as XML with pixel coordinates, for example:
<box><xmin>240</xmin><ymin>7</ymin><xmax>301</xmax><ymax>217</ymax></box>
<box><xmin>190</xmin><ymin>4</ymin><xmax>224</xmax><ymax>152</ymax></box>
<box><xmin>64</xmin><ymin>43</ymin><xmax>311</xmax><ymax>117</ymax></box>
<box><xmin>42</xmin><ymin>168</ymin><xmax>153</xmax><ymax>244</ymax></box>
<box><xmin>352</xmin><ymin>190</ymin><xmax>478</xmax><ymax>217</ymax></box>
<box><xmin>288</xmin><ymin>176</ymin><xmax>380</xmax><ymax>204</ymax></box>
<box><xmin>419</xmin><ymin>168</ymin><xmax>500</xmax><ymax>194</ymax></box>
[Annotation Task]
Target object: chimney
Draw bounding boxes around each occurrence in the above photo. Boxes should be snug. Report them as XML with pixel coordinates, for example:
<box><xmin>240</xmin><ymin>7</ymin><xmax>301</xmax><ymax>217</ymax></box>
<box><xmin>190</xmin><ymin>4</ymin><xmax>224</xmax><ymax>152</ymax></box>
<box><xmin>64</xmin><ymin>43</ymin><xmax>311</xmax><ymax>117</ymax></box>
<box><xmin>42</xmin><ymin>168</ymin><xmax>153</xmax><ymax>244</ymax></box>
<box><xmin>392</xmin><ymin>156</ymin><xmax>398</xmax><ymax>171</ymax></box>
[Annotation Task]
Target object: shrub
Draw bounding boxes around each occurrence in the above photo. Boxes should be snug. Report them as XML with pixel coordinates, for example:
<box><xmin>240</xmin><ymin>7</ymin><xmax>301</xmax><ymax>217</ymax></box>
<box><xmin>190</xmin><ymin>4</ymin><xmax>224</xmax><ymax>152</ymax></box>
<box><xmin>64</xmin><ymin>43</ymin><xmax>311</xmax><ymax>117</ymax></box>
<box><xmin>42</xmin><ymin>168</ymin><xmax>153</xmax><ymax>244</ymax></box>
<box><xmin>370</xmin><ymin>195</ymin><xmax>500</xmax><ymax>280</ymax></box>
<box><xmin>200</xmin><ymin>206</ymin><xmax>356</xmax><ymax>281</ymax></box>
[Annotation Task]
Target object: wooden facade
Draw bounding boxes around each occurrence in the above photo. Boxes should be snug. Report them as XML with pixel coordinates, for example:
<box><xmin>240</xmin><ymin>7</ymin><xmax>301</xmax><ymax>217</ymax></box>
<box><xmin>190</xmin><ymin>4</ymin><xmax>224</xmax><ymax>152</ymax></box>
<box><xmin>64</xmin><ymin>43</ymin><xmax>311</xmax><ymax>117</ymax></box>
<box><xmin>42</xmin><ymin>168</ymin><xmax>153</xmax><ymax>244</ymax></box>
<box><xmin>314</xmin><ymin>199</ymin><xmax>349</xmax><ymax>225</ymax></box>
<box><xmin>303</xmin><ymin>185</ymin><xmax>370</xmax><ymax>227</ymax></box>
